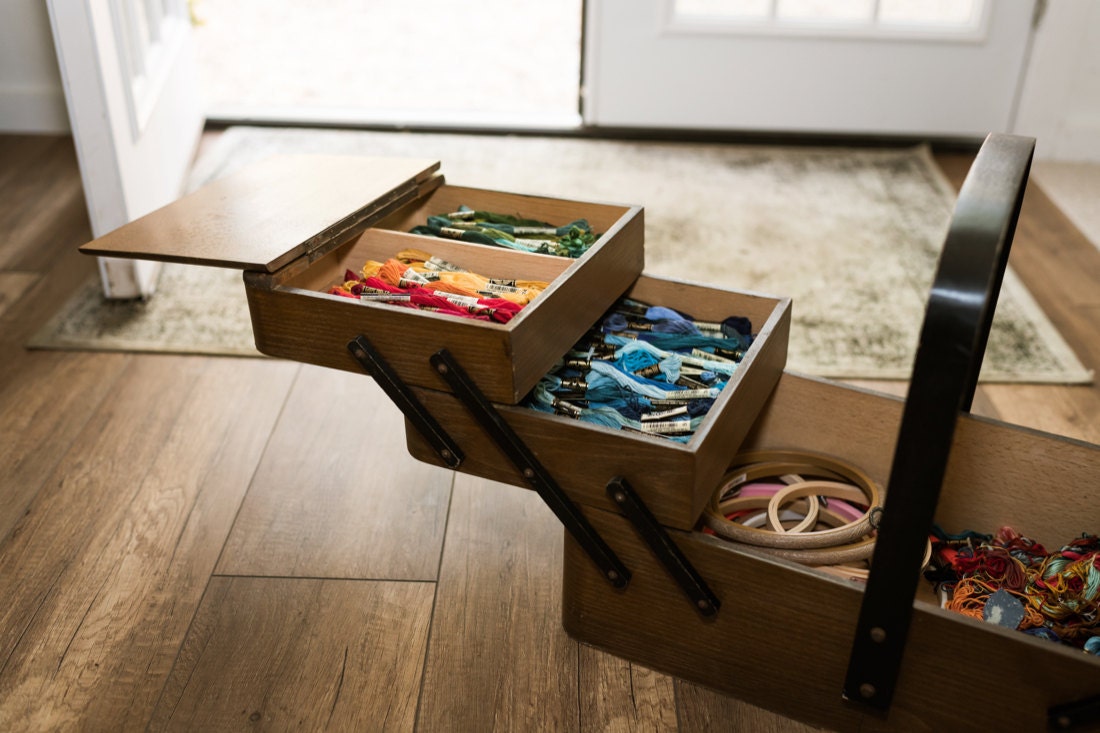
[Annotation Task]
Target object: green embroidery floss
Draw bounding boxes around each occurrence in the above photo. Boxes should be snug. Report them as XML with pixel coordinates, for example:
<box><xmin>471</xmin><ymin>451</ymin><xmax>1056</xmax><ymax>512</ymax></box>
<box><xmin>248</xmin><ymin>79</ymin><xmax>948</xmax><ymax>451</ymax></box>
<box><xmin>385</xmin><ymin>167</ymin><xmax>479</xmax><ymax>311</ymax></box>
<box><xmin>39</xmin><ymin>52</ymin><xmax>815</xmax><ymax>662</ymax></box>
<box><xmin>410</xmin><ymin>205</ymin><xmax>600</xmax><ymax>258</ymax></box>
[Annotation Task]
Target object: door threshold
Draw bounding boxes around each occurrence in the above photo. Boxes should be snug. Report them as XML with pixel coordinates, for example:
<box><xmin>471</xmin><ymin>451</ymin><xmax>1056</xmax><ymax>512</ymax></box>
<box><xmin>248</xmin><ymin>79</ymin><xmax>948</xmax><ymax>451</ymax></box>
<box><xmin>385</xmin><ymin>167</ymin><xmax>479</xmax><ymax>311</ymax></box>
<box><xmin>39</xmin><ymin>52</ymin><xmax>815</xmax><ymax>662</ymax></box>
<box><xmin>204</xmin><ymin>105</ymin><xmax>584</xmax><ymax>136</ymax></box>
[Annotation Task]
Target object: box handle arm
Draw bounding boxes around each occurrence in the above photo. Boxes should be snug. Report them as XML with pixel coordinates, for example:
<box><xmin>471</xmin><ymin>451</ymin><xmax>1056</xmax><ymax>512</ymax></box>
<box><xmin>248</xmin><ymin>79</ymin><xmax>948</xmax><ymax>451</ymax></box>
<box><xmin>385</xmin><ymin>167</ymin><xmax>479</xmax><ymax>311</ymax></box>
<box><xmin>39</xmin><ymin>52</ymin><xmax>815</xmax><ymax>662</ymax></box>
<box><xmin>430</xmin><ymin>348</ymin><xmax>632</xmax><ymax>589</ymax></box>
<box><xmin>347</xmin><ymin>335</ymin><xmax>465</xmax><ymax>469</ymax></box>
<box><xmin>843</xmin><ymin>133</ymin><xmax>1036</xmax><ymax>710</ymax></box>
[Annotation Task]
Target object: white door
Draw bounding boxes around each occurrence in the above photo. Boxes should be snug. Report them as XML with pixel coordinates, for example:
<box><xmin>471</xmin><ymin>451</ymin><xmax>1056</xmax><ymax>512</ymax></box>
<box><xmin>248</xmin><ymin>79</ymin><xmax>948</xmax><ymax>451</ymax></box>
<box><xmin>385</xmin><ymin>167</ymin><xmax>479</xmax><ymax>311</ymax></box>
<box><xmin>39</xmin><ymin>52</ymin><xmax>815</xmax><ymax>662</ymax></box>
<box><xmin>583</xmin><ymin>0</ymin><xmax>1037</xmax><ymax>137</ymax></box>
<box><xmin>47</xmin><ymin>0</ymin><xmax>204</xmax><ymax>299</ymax></box>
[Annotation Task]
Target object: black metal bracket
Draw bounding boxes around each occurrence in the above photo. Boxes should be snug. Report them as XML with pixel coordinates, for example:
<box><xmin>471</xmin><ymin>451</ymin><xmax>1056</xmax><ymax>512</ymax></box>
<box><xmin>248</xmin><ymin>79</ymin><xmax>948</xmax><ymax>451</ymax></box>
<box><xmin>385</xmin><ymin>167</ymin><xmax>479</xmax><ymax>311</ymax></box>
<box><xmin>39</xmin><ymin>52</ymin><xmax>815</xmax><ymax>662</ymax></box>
<box><xmin>347</xmin><ymin>335</ymin><xmax>464</xmax><ymax>469</ymax></box>
<box><xmin>607</xmin><ymin>477</ymin><xmax>720</xmax><ymax>617</ymax></box>
<box><xmin>430</xmin><ymin>348</ymin><xmax>631</xmax><ymax>589</ymax></box>
<box><xmin>1049</xmin><ymin>694</ymin><xmax>1100</xmax><ymax>731</ymax></box>
<box><xmin>843</xmin><ymin>134</ymin><xmax>1036</xmax><ymax>709</ymax></box>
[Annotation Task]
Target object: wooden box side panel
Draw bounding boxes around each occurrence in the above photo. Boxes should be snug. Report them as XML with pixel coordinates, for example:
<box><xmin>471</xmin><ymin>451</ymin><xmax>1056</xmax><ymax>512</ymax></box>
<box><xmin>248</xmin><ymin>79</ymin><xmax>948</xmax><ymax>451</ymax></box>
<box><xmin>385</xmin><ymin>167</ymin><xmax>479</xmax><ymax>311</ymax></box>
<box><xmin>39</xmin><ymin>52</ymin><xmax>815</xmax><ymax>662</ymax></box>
<box><xmin>741</xmin><ymin>373</ymin><xmax>902</xmax><ymax>488</ymax></box>
<box><xmin>375</xmin><ymin>184</ymin><xmax>635</xmax><ymax>237</ymax></box>
<box><xmin>562</xmin><ymin>509</ymin><xmax>1100</xmax><ymax>733</ymax></box>
<box><xmin>605</xmin><ymin>275</ymin><xmax>793</xmax><ymax>521</ymax></box>
<box><xmin>563</xmin><ymin>510</ymin><xmax>869</xmax><ymax>732</ymax></box>
<box><xmin>404</xmin><ymin>387</ymin><xmax>699</xmax><ymax>527</ymax></box>
<box><xmin>245</xmin><ymin>283</ymin><xmax>518</xmax><ymax>403</ymax></box>
<box><xmin>744</xmin><ymin>374</ymin><xmax>1100</xmax><ymax>548</ymax></box>
<box><xmin>935</xmin><ymin>417</ymin><xmax>1100</xmax><ymax>549</ymax></box>
<box><xmin>508</xmin><ymin>210</ymin><xmax>645</xmax><ymax>391</ymax></box>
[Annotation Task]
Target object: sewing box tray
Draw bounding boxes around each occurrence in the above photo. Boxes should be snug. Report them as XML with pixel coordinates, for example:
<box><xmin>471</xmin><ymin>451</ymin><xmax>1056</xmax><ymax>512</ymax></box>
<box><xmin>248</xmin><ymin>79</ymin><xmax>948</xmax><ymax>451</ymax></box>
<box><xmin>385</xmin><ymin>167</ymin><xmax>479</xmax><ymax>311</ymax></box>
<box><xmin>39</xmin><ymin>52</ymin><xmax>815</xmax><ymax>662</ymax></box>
<box><xmin>78</xmin><ymin>153</ymin><xmax>792</xmax><ymax>532</ymax></box>
<box><xmin>80</xmin><ymin>153</ymin><xmax>658</xmax><ymax>405</ymax></box>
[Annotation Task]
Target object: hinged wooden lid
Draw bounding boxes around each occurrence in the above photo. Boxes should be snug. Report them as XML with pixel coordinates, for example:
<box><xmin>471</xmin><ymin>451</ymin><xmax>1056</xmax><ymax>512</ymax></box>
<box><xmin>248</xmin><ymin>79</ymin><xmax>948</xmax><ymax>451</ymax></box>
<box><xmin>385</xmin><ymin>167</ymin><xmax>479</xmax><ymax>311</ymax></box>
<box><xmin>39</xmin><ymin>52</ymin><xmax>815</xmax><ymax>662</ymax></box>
<box><xmin>79</xmin><ymin>154</ymin><xmax>441</xmax><ymax>272</ymax></box>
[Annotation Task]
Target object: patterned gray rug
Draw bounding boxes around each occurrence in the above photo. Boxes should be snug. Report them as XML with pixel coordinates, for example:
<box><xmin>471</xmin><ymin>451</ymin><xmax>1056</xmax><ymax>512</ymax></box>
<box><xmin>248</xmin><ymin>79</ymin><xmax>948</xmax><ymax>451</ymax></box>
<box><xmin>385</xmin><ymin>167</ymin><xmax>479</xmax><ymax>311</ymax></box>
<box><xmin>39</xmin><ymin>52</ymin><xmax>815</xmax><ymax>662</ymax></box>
<box><xmin>31</xmin><ymin>126</ymin><xmax>1092</xmax><ymax>383</ymax></box>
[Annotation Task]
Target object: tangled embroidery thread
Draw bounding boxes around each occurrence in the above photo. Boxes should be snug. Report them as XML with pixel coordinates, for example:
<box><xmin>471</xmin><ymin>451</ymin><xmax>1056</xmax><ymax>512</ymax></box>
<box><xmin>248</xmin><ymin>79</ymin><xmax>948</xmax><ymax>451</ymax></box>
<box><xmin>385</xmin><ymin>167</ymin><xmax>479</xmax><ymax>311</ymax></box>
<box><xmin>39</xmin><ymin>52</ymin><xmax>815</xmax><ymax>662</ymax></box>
<box><xmin>926</xmin><ymin>526</ymin><xmax>1100</xmax><ymax>652</ymax></box>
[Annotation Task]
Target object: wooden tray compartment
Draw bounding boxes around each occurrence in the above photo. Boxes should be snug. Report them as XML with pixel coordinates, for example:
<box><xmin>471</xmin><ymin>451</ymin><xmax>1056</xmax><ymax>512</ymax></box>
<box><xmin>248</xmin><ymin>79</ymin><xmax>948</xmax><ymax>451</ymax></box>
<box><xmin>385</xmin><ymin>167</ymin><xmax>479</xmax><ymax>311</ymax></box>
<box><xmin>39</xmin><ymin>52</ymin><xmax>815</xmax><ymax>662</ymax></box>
<box><xmin>404</xmin><ymin>273</ymin><xmax>791</xmax><ymax>530</ymax></box>
<box><xmin>246</xmin><ymin>183</ymin><xmax>645</xmax><ymax>404</ymax></box>
<box><xmin>561</xmin><ymin>371</ymin><xmax>1100</xmax><ymax>732</ymax></box>
<box><xmin>79</xmin><ymin>155</ymin><xmax>645</xmax><ymax>405</ymax></box>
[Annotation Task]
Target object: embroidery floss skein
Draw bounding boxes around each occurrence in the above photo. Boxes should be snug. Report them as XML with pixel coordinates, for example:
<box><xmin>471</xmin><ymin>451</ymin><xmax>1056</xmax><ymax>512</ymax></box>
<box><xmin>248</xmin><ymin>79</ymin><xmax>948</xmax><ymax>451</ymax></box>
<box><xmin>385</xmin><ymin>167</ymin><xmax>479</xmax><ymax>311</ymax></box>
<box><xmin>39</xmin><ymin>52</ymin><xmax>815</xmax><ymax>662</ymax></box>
<box><xmin>410</xmin><ymin>205</ymin><xmax>600</xmax><ymax>258</ymax></box>
<box><xmin>327</xmin><ymin>250</ymin><xmax>546</xmax><ymax>323</ymax></box>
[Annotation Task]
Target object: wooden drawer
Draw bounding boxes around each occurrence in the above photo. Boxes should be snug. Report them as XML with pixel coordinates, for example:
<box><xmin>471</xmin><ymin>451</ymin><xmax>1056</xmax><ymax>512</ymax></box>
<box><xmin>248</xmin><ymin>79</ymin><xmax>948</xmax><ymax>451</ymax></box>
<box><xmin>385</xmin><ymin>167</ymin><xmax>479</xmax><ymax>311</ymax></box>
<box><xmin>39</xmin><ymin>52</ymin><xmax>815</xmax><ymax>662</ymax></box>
<box><xmin>561</xmin><ymin>372</ymin><xmax>1100</xmax><ymax>732</ymax></box>
<box><xmin>404</xmin><ymin>273</ymin><xmax>791</xmax><ymax>530</ymax></box>
<box><xmin>80</xmin><ymin>155</ymin><xmax>644</xmax><ymax>404</ymax></box>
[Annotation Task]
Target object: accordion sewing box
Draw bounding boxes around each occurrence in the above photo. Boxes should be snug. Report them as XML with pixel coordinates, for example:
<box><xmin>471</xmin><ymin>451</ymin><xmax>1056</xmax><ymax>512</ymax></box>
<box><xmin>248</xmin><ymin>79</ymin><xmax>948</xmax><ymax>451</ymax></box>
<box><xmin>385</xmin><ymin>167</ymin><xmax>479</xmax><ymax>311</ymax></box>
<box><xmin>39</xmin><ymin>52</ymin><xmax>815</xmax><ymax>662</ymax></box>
<box><xmin>79</xmin><ymin>134</ymin><xmax>1100</xmax><ymax>732</ymax></box>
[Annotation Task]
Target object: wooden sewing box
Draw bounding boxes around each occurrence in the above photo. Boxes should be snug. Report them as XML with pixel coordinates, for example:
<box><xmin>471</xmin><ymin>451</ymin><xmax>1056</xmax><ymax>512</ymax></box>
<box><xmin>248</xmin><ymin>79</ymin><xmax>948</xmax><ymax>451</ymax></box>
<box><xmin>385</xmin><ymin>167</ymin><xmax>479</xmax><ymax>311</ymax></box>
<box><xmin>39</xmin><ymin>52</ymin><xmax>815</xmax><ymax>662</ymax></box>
<box><xmin>81</xmin><ymin>134</ymin><xmax>1100</xmax><ymax>731</ymax></box>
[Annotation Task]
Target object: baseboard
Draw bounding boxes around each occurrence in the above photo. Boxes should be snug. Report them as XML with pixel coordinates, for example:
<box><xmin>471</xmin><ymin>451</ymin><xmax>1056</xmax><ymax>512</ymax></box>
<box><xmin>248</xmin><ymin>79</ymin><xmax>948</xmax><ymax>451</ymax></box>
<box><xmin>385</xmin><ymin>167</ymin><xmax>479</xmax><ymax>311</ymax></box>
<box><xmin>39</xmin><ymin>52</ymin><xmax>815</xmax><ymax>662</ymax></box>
<box><xmin>0</xmin><ymin>84</ymin><xmax>70</xmax><ymax>134</ymax></box>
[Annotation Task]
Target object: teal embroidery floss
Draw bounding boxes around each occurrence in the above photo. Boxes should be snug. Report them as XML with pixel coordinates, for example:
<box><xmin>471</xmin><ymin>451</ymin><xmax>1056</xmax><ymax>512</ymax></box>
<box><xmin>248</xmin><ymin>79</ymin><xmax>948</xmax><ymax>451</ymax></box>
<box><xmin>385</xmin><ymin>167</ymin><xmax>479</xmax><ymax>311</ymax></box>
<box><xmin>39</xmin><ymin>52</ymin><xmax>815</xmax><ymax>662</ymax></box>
<box><xmin>522</xmin><ymin>295</ymin><xmax>755</xmax><ymax>443</ymax></box>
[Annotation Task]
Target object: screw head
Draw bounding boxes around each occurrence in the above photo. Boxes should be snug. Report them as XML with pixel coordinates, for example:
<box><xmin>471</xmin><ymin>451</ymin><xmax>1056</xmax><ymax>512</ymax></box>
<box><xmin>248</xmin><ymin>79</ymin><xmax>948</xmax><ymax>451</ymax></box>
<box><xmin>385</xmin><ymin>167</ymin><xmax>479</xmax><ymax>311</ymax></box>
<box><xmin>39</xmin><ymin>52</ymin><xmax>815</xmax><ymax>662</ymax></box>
<box><xmin>436</xmin><ymin>363</ymin><xmax>448</xmax><ymax>374</ymax></box>
<box><xmin>523</xmin><ymin>467</ymin><xmax>535</xmax><ymax>479</ymax></box>
<box><xmin>859</xmin><ymin>683</ymin><xmax>876</xmax><ymax>699</ymax></box>
<box><xmin>607</xmin><ymin>570</ymin><xmax>619</xmax><ymax>581</ymax></box>
<box><xmin>441</xmin><ymin>449</ymin><xmax>452</xmax><ymax>460</ymax></box>
<box><xmin>870</xmin><ymin>627</ymin><xmax>887</xmax><ymax>643</ymax></box>
<box><xmin>614</xmin><ymin>491</ymin><xmax>626</xmax><ymax>503</ymax></box>
<box><xmin>697</xmin><ymin>599</ymin><xmax>710</xmax><ymax>610</ymax></box>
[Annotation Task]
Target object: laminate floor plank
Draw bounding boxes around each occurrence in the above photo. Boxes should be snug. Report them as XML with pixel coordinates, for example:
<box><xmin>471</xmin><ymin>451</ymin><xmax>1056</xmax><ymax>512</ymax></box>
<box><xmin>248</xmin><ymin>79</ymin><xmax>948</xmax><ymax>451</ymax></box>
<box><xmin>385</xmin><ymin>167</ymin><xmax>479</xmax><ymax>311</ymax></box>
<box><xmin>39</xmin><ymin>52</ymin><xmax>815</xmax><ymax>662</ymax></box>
<box><xmin>0</xmin><ymin>137</ymin><xmax>88</xmax><ymax>273</ymax></box>
<box><xmin>148</xmin><ymin>577</ymin><xmax>434</xmax><ymax>732</ymax></box>
<box><xmin>215</xmin><ymin>364</ymin><xmax>453</xmax><ymax>581</ymax></box>
<box><xmin>981</xmin><ymin>383</ymin><xmax>1100</xmax><ymax>446</ymax></box>
<box><xmin>416</xmin><ymin>475</ymin><xmax>578</xmax><ymax>732</ymax></box>
<box><xmin>0</xmin><ymin>356</ymin><xmax>297</xmax><ymax>731</ymax></box>
<box><xmin>0</xmin><ymin>356</ymin><xmax>204</xmax><ymax>672</ymax></box>
<box><xmin>0</xmin><ymin>272</ymin><xmax>39</xmax><ymax>319</ymax></box>
<box><xmin>578</xmin><ymin>646</ymin><xmax>678</xmax><ymax>732</ymax></box>
<box><xmin>675</xmin><ymin>681</ymin><xmax>825</xmax><ymax>733</ymax></box>
<box><xmin>1</xmin><ymin>242</ymin><xmax>98</xmax><ymax>349</ymax></box>
<box><xmin>0</xmin><ymin>350</ymin><xmax>130</xmax><ymax>542</ymax></box>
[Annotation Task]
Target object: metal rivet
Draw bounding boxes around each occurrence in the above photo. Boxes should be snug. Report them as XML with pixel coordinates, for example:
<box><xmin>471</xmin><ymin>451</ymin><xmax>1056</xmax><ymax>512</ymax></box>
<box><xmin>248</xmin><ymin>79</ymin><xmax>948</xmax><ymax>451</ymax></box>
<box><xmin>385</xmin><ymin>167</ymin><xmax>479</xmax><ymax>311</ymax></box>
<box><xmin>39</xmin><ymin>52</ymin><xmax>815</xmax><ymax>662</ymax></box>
<box><xmin>1057</xmin><ymin>715</ymin><xmax>1072</xmax><ymax>729</ymax></box>
<box><xmin>436</xmin><ymin>363</ymin><xmax>448</xmax><ymax>374</ymax></box>
<box><xmin>523</xmin><ymin>468</ymin><xmax>535</xmax><ymax>479</ymax></box>
<box><xmin>859</xmin><ymin>683</ymin><xmax>876</xmax><ymax>699</ymax></box>
<box><xmin>870</xmin><ymin>627</ymin><xmax>887</xmax><ymax>643</ymax></box>
<box><xmin>614</xmin><ymin>491</ymin><xmax>626</xmax><ymax>503</ymax></box>
<box><xmin>697</xmin><ymin>599</ymin><xmax>710</xmax><ymax>610</ymax></box>
<box><xmin>607</xmin><ymin>570</ymin><xmax>619</xmax><ymax>581</ymax></box>
<box><xmin>441</xmin><ymin>449</ymin><xmax>452</xmax><ymax>460</ymax></box>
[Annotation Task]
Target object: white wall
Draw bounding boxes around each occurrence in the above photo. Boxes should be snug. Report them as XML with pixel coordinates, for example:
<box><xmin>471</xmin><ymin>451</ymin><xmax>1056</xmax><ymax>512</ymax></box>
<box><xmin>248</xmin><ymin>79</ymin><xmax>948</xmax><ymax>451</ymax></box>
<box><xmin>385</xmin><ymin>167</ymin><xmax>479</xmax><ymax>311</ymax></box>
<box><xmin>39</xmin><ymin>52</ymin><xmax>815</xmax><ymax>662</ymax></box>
<box><xmin>1013</xmin><ymin>0</ymin><xmax>1100</xmax><ymax>162</ymax></box>
<box><xmin>0</xmin><ymin>0</ymin><xmax>69</xmax><ymax>133</ymax></box>
<box><xmin>3</xmin><ymin>0</ymin><xmax>1098</xmax><ymax>159</ymax></box>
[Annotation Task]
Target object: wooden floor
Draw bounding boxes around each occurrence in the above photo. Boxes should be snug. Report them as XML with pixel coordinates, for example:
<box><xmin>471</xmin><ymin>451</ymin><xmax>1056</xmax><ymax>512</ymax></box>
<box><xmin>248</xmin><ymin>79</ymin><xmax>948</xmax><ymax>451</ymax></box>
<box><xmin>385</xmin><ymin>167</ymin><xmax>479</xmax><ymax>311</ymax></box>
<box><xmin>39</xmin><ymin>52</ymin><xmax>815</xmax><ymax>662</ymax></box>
<box><xmin>0</xmin><ymin>134</ymin><xmax>1097</xmax><ymax>732</ymax></box>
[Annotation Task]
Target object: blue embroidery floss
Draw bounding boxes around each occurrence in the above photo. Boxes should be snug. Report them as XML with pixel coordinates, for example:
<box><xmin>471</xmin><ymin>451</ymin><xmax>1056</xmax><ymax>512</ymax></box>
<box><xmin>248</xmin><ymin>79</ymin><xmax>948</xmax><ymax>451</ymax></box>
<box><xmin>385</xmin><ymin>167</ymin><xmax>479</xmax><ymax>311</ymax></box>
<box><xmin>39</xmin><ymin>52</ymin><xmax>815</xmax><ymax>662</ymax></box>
<box><xmin>522</xmin><ymin>295</ymin><xmax>756</xmax><ymax>442</ymax></box>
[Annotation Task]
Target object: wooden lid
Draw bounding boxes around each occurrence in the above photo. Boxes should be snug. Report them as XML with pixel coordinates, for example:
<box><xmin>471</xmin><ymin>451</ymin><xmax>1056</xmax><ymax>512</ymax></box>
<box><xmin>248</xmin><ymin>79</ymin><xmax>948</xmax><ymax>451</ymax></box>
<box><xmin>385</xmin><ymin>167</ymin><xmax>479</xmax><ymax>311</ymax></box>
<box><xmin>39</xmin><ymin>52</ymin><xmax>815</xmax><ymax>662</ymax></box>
<box><xmin>79</xmin><ymin>155</ymin><xmax>441</xmax><ymax>272</ymax></box>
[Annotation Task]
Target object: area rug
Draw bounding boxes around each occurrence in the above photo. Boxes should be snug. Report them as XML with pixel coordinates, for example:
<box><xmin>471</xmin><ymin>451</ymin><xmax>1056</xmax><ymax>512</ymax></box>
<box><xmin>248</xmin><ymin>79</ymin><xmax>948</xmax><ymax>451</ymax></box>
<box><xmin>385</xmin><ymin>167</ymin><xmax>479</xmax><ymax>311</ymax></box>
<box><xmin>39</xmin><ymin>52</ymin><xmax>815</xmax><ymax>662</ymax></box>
<box><xmin>31</xmin><ymin>126</ymin><xmax>1092</xmax><ymax>383</ymax></box>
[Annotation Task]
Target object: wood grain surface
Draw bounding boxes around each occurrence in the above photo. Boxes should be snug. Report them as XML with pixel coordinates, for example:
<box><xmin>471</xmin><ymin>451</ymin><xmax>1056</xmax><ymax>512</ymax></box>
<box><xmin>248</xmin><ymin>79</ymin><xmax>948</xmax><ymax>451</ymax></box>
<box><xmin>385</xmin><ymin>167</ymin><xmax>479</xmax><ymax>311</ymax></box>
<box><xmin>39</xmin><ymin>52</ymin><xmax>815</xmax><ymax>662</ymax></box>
<box><xmin>244</xmin><ymin>186</ymin><xmax>644</xmax><ymax>404</ymax></box>
<box><xmin>79</xmin><ymin>155</ymin><xmax>440</xmax><ymax>271</ymax></box>
<box><xmin>148</xmin><ymin>577</ymin><xmax>434</xmax><ymax>731</ymax></box>
<box><xmin>1</xmin><ymin>135</ymin><xmax>1097</xmax><ymax>732</ymax></box>
<box><xmin>216</xmin><ymin>363</ymin><xmax>453</xmax><ymax>580</ymax></box>
<box><xmin>0</xmin><ymin>357</ymin><xmax>297</xmax><ymax>730</ymax></box>
<box><xmin>579</xmin><ymin>646</ymin><xmax>679</xmax><ymax>732</ymax></box>
<box><xmin>416</xmin><ymin>474</ymin><xmax>579</xmax><ymax>731</ymax></box>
